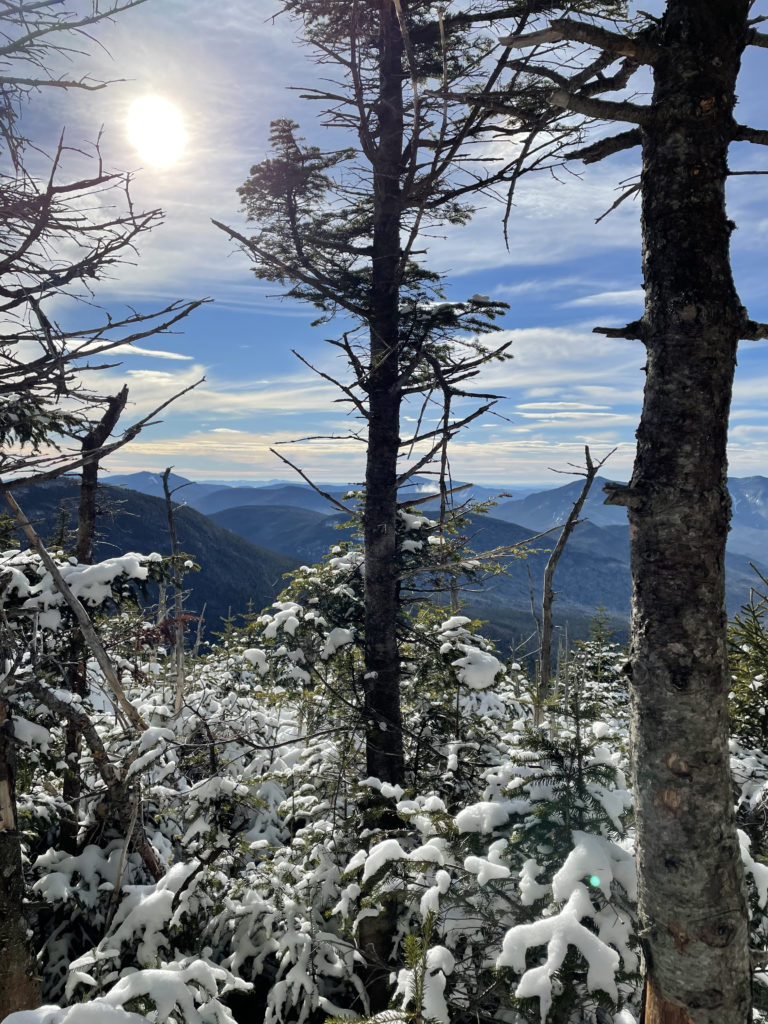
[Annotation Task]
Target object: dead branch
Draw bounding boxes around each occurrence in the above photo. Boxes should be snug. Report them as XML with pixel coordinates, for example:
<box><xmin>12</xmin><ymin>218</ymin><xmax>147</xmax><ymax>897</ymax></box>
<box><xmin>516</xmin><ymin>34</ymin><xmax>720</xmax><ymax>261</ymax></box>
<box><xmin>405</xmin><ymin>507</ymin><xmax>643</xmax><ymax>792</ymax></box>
<box><xmin>550</xmin><ymin>89</ymin><xmax>650</xmax><ymax>125</ymax></box>
<box><xmin>538</xmin><ymin>446</ymin><xmax>615</xmax><ymax>721</ymax></box>
<box><xmin>3</xmin><ymin>490</ymin><xmax>146</xmax><ymax>732</ymax></box>
<box><xmin>567</xmin><ymin>127</ymin><xmax>642</xmax><ymax>164</ymax></box>
<box><xmin>267</xmin><ymin>448</ymin><xmax>352</xmax><ymax>514</ymax></box>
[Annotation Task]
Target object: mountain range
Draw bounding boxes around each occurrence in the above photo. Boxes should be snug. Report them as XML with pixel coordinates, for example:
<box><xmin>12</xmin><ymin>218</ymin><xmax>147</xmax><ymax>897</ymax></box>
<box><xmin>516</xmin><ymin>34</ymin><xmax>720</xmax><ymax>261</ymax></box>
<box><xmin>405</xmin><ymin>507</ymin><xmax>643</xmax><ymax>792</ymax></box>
<box><xmin>9</xmin><ymin>470</ymin><xmax>768</xmax><ymax>653</ymax></box>
<box><xmin>8</xmin><ymin>477</ymin><xmax>298</xmax><ymax>639</ymax></box>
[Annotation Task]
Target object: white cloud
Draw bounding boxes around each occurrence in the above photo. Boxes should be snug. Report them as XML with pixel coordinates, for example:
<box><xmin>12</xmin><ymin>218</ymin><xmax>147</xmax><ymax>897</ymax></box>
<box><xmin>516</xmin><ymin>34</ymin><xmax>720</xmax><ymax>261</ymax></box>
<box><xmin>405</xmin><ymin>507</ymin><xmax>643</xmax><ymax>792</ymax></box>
<box><xmin>516</xmin><ymin>402</ymin><xmax>611</xmax><ymax>411</ymax></box>
<box><xmin>425</xmin><ymin>159</ymin><xmax>642</xmax><ymax>278</ymax></box>
<box><xmin>473</xmin><ymin>326</ymin><xmax>645</xmax><ymax>394</ymax></box>
<box><xmin>560</xmin><ymin>289</ymin><xmax>645</xmax><ymax>309</ymax></box>
<box><xmin>122</xmin><ymin>345</ymin><xmax>193</xmax><ymax>361</ymax></box>
<box><xmin>19</xmin><ymin>2</ymin><xmax>768</xmax><ymax>487</ymax></box>
<box><xmin>88</xmin><ymin>362</ymin><xmax>344</xmax><ymax>422</ymax></box>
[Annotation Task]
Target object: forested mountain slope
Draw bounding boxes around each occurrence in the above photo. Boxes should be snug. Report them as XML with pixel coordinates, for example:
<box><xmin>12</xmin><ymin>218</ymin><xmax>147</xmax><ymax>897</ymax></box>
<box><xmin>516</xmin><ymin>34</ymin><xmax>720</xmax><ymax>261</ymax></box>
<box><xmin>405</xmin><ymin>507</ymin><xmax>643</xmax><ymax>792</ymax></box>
<box><xmin>8</xmin><ymin>478</ymin><xmax>299</xmax><ymax>634</ymax></box>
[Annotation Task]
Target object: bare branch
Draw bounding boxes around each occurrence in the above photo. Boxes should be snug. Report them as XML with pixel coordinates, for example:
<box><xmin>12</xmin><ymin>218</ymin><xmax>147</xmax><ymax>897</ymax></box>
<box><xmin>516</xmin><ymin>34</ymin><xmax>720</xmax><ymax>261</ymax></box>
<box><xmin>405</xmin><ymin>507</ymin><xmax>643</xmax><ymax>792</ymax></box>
<box><xmin>501</xmin><ymin>18</ymin><xmax>658</xmax><ymax>64</ymax></box>
<box><xmin>741</xmin><ymin>320</ymin><xmax>768</xmax><ymax>341</ymax></box>
<box><xmin>291</xmin><ymin>349</ymin><xmax>368</xmax><ymax>419</ymax></box>
<box><xmin>551</xmin><ymin>89</ymin><xmax>650</xmax><ymax>125</ymax></box>
<box><xmin>594</xmin><ymin>319</ymin><xmax>646</xmax><ymax>342</ymax></box>
<box><xmin>732</xmin><ymin>123</ymin><xmax>768</xmax><ymax>146</ymax></box>
<box><xmin>267</xmin><ymin>448</ymin><xmax>352</xmax><ymax>514</ymax></box>
<box><xmin>594</xmin><ymin>179</ymin><xmax>641</xmax><ymax>222</ymax></box>
<box><xmin>567</xmin><ymin>127</ymin><xmax>642</xmax><ymax>164</ymax></box>
<box><xmin>499</xmin><ymin>26</ymin><xmax>563</xmax><ymax>48</ymax></box>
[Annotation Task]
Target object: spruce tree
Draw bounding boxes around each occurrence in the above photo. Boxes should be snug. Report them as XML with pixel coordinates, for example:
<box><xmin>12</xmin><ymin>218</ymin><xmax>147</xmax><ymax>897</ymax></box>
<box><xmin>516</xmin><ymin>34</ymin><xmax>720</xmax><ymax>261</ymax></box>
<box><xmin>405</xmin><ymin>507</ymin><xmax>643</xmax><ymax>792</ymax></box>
<box><xmin>216</xmin><ymin>1</ymin><xmax>526</xmax><ymax>787</ymax></box>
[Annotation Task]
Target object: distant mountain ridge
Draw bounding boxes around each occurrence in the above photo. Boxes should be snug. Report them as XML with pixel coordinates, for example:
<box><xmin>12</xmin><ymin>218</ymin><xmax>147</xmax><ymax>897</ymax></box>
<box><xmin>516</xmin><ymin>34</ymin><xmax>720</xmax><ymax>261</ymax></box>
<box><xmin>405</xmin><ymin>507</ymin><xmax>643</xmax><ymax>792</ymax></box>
<box><xmin>493</xmin><ymin>476</ymin><xmax>627</xmax><ymax>530</ymax></box>
<box><xmin>492</xmin><ymin>474</ymin><xmax>768</xmax><ymax>560</ymax></box>
<box><xmin>105</xmin><ymin>469</ymin><xmax>768</xmax><ymax>556</ymax></box>
<box><xmin>104</xmin><ymin>471</ymin><xmax>223</xmax><ymax>508</ymax></box>
<box><xmin>10</xmin><ymin>478</ymin><xmax>298</xmax><ymax>636</ymax></box>
<box><xmin>105</xmin><ymin>472</ymin><xmax>530</xmax><ymax>515</ymax></box>
<box><xmin>71</xmin><ymin>468</ymin><xmax>768</xmax><ymax>650</ymax></box>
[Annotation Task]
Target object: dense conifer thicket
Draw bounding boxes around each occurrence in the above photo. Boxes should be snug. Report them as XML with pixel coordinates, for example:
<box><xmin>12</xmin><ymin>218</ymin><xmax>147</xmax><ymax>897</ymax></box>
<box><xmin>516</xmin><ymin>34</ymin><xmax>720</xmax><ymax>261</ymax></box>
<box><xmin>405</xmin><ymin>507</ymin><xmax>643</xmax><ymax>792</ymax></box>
<box><xmin>1</xmin><ymin>531</ymin><xmax>767</xmax><ymax>1024</ymax></box>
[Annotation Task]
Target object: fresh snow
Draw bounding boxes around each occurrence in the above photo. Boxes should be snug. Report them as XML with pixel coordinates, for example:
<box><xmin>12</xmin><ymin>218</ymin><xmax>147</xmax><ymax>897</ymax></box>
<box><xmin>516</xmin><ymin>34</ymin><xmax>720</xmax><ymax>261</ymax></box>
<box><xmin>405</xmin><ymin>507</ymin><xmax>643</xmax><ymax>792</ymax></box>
<box><xmin>498</xmin><ymin>883</ymin><xmax>620</xmax><ymax>1021</ymax></box>
<box><xmin>454</xmin><ymin>799</ymin><xmax>531</xmax><ymax>833</ymax></box>
<box><xmin>2</xmin><ymin>1007</ymin><xmax>148</xmax><ymax>1024</ymax></box>
<box><xmin>11</xmin><ymin>716</ymin><xmax>51</xmax><ymax>751</ymax></box>
<box><xmin>451</xmin><ymin>645</ymin><xmax>503</xmax><ymax>690</ymax></box>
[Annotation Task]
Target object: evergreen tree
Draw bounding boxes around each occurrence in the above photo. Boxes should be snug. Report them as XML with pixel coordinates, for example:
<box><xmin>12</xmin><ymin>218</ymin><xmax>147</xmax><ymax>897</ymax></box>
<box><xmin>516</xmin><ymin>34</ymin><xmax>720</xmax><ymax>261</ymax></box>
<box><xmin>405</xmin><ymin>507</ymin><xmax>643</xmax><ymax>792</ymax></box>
<box><xmin>216</xmin><ymin>1</ymin><xmax>529</xmax><ymax>791</ymax></box>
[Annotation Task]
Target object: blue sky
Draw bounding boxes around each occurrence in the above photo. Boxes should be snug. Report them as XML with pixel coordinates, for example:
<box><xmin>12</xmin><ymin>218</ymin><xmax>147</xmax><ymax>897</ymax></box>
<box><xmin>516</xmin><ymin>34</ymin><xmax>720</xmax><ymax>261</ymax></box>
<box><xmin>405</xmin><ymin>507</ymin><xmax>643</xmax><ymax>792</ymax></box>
<box><xmin>29</xmin><ymin>0</ymin><xmax>768</xmax><ymax>487</ymax></box>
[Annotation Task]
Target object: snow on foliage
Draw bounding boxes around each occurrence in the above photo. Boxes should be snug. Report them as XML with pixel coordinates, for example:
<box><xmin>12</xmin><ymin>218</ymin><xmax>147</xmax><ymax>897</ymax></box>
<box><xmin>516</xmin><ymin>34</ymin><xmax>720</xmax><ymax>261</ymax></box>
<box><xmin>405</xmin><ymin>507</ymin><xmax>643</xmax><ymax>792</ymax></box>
<box><xmin>1</xmin><ymin>548</ymin><xmax>161</xmax><ymax>630</ymax></box>
<box><xmin>394</xmin><ymin>945</ymin><xmax>455</xmax><ymax>1024</ymax></box>
<box><xmin>498</xmin><ymin>883</ymin><xmax>621</xmax><ymax>1020</ymax></box>
<box><xmin>3</xmin><ymin>1006</ymin><xmax>149</xmax><ymax>1024</ymax></box>
<box><xmin>451</xmin><ymin>645</ymin><xmax>503</xmax><ymax>690</ymax></box>
<box><xmin>7</xmin><ymin>538</ymin><xmax>768</xmax><ymax>1024</ymax></box>
<box><xmin>739</xmin><ymin>830</ymin><xmax>768</xmax><ymax>909</ymax></box>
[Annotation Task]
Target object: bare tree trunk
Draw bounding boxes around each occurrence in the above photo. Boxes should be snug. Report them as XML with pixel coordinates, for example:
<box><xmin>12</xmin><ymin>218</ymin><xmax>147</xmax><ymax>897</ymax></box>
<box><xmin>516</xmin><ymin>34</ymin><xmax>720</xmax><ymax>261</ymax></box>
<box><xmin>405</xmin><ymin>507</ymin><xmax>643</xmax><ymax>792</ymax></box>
<box><xmin>357</xmin><ymin>6</ymin><xmax>407</xmax><ymax>1010</ymax></box>
<box><xmin>0</xmin><ymin>692</ymin><xmax>41</xmax><ymax>1015</ymax></box>
<box><xmin>63</xmin><ymin>388</ymin><xmax>130</xmax><ymax>851</ymax></box>
<box><xmin>538</xmin><ymin>446</ymin><xmax>607</xmax><ymax>722</ymax></box>
<box><xmin>75</xmin><ymin>386</ymin><xmax>129</xmax><ymax>564</ymax></box>
<box><xmin>362</xmin><ymin>0</ymin><xmax>405</xmax><ymax>789</ymax></box>
<box><xmin>605</xmin><ymin>3</ymin><xmax>751</xmax><ymax>1019</ymax></box>
<box><xmin>162</xmin><ymin>468</ymin><xmax>186</xmax><ymax>716</ymax></box>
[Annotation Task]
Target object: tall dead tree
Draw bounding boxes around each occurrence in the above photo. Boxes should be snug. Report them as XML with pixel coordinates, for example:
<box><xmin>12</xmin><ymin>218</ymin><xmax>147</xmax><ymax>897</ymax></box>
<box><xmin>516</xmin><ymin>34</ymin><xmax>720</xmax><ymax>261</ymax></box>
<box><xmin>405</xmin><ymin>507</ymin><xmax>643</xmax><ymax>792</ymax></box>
<box><xmin>500</xmin><ymin>3</ymin><xmax>768</xmax><ymax>1020</ymax></box>
<box><xmin>162</xmin><ymin>468</ymin><xmax>188</xmax><ymax>716</ymax></box>
<box><xmin>538</xmin><ymin>445</ymin><xmax>611</xmax><ymax>721</ymax></box>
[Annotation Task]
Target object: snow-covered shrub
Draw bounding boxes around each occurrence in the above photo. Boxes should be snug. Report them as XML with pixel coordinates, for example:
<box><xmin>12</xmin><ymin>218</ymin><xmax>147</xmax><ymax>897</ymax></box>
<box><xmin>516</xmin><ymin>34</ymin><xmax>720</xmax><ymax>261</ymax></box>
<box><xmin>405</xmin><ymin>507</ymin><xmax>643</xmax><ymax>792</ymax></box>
<box><xmin>729</xmin><ymin>579</ymin><xmax>768</xmax><ymax>748</ymax></box>
<box><xmin>554</xmin><ymin>613</ymin><xmax>630</xmax><ymax>735</ymax></box>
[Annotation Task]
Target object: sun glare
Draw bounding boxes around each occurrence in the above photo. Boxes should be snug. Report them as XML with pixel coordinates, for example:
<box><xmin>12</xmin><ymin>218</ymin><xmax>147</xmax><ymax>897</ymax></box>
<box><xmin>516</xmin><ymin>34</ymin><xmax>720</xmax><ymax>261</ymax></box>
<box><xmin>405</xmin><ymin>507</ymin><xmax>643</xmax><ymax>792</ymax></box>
<box><xmin>127</xmin><ymin>96</ymin><xmax>186</xmax><ymax>167</ymax></box>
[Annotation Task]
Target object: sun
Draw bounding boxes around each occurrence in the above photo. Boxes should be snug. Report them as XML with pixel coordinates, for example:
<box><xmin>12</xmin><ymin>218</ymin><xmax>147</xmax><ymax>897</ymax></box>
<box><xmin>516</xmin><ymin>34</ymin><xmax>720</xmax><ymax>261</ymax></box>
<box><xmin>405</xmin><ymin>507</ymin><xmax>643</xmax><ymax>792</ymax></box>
<box><xmin>127</xmin><ymin>96</ymin><xmax>186</xmax><ymax>167</ymax></box>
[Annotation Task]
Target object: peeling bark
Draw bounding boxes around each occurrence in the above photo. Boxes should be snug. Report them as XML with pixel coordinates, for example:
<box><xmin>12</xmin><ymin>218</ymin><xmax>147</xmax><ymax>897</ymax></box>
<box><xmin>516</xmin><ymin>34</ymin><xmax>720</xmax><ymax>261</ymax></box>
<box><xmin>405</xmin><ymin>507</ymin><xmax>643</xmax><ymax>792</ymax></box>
<box><xmin>644</xmin><ymin>977</ymin><xmax>694</xmax><ymax>1024</ymax></box>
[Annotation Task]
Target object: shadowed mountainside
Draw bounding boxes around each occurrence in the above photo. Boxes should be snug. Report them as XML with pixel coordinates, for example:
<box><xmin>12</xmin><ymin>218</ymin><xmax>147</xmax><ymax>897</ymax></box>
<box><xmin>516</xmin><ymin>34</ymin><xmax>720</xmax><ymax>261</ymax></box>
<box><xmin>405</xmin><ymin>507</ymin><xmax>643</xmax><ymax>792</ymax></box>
<box><xmin>9</xmin><ymin>478</ymin><xmax>299</xmax><ymax>635</ymax></box>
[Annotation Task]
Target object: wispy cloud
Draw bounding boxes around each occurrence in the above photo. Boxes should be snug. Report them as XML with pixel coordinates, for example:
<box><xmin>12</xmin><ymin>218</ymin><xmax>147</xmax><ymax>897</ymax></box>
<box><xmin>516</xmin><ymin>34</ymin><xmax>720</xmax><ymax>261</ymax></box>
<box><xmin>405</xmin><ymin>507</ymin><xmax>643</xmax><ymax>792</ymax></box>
<box><xmin>104</xmin><ymin>367</ymin><xmax>343</xmax><ymax>421</ymax></box>
<box><xmin>23</xmin><ymin>3</ymin><xmax>768</xmax><ymax>487</ymax></box>
<box><xmin>122</xmin><ymin>345</ymin><xmax>193</xmax><ymax>361</ymax></box>
<box><xmin>560</xmin><ymin>289</ymin><xmax>645</xmax><ymax>309</ymax></box>
<box><xmin>516</xmin><ymin>402</ymin><xmax>612</xmax><ymax>411</ymax></box>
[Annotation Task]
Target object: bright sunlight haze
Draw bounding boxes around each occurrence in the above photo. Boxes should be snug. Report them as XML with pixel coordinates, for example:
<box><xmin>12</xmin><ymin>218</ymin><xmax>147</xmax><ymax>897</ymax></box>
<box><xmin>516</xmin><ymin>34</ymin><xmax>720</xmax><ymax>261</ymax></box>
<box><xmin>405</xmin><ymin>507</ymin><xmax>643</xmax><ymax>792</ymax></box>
<box><xmin>126</xmin><ymin>96</ymin><xmax>186</xmax><ymax>167</ymax></box>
